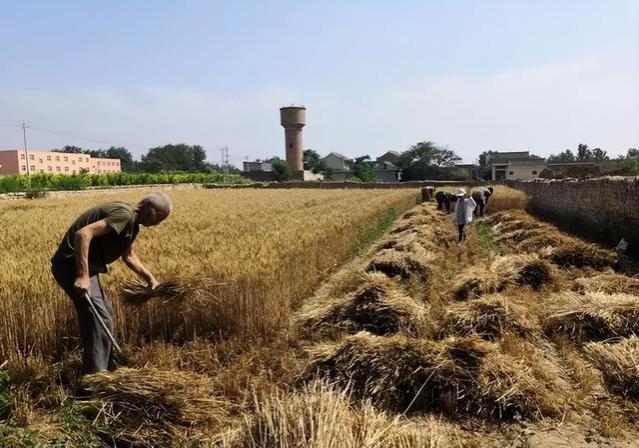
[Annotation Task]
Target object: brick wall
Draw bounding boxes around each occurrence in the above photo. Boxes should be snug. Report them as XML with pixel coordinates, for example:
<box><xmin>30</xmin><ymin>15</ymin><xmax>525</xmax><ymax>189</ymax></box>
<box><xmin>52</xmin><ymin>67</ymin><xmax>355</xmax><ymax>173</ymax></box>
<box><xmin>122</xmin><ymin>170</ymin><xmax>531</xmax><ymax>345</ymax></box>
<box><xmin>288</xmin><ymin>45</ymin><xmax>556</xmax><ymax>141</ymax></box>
<box><xmin>508</xmin><ymin>177</ymin><xmax>639</xmax><ymax>253</ymax></box>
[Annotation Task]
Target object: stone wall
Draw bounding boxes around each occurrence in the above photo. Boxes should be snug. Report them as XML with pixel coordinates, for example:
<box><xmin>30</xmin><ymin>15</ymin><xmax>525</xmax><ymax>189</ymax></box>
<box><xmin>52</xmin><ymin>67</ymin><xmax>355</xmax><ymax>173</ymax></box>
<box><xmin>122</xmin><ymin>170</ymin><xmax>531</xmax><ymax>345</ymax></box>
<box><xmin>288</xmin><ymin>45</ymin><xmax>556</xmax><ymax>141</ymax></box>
<box><xmin>508</xmin><ymin>177</ymin><xmax>639</xmax><ymax>254</ymax></box>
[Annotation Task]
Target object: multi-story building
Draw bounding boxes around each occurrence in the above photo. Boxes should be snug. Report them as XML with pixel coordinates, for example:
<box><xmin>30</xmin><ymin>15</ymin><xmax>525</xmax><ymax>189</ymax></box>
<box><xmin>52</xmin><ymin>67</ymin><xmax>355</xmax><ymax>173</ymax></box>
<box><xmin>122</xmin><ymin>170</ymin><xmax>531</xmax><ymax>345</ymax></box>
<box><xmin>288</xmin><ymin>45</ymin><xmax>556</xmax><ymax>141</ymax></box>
<box><xmin>0</xmin><ymin>149</ymin><xmax>121</xmax><ymax>176</ymax></box>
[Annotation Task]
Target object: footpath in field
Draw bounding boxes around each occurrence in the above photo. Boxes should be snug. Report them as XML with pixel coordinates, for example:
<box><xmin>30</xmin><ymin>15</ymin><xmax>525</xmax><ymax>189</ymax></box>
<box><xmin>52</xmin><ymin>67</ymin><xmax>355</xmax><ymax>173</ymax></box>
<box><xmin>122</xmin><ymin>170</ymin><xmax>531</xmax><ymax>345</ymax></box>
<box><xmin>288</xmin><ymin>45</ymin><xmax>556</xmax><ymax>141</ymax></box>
<box><xmin>68</xmin><ymin>200</ymin><xmax>639</xmax><ymax>447</ymax></box>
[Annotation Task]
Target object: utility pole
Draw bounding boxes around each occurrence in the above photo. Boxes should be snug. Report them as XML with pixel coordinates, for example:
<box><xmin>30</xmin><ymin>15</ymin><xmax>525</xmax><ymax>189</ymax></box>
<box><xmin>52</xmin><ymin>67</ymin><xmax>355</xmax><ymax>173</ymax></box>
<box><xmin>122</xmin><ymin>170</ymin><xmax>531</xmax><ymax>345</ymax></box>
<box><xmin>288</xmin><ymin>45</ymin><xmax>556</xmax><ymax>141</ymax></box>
<box><xmin>220</xmin><ymin>146</ymin><xmax>230</xmax><ymax>183</ymax></box>
<box><xmin>22</xmin><ymin>122</ymin><xmax>30</xmax><ymax>176</ymax></box>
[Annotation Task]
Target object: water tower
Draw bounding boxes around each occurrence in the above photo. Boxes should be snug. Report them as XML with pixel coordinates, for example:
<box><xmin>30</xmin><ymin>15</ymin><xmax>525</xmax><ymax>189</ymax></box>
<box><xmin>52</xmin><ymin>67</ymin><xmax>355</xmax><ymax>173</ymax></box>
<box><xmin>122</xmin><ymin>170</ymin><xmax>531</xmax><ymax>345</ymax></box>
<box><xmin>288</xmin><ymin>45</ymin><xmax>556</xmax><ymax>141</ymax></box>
<box><xmin>280</xmin><ymin>106</ymin><xmax>306</xmax><ymax>173</ymax></box>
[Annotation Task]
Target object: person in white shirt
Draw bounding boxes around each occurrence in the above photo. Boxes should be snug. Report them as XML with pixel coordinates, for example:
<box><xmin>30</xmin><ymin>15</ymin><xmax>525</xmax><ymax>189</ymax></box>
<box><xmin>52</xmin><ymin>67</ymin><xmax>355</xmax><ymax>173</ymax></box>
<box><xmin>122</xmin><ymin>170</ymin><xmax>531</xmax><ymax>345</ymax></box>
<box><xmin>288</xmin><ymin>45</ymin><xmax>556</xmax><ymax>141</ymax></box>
<box><xmin>453</xmin><ymin>188</ymin><xmax>476</xmax><ymax>246</ymax></box>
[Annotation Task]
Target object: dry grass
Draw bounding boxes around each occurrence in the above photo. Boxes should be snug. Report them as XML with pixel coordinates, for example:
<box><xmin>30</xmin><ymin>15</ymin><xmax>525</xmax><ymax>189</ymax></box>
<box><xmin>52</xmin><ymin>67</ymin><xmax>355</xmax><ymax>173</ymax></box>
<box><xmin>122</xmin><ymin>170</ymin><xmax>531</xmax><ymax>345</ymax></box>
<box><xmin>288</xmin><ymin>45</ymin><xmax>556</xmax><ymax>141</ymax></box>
<box><xmin>584</xmin><ymin>336</ymin><xmax>639</xmax><ymax>400</ymax></box>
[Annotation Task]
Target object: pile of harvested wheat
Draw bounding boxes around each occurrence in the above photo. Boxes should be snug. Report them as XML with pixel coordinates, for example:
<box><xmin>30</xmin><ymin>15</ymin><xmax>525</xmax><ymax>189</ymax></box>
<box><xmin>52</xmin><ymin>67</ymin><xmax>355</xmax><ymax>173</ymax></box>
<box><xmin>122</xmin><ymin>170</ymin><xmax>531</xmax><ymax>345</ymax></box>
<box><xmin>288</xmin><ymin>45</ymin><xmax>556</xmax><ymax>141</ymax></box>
<box><xmin>544</xmin><ymin>293</ymin><xmax>639</xmax><ymax>343</ymax></box>
<box><xmin>453</xmin><ymin>254</ymin><xmax>555</xmax><ymax>299</ymax></box>
<box><xmin>573</xmin><ymin>272</ymin><xmax>639</xmax><ymax>295</ymax></box>
<box><xmin>584</xmin><ymin>336</ymin><xmax>639</xmax><ymax>400</ymax></box>
<box><xmin>542</xmin><ymin>242</ymin><xmax>618</xmax><ymax>270</ymax></box>
<box><xmin>440</xmin><ymin>295</ymin><xmax>539</xmax><ymax>341</ymax></box>
<box><xmin>304</xmin><ymin>331</ymin><xmax>490</xmax><ymax>414</ymax></box>
<box><xmin>81</xmin><ymin>368</ymin><xmax>232</xmax><ymax>446</ymax></box>
<box><xmin>367</xmin><ymin>249</ymin><xmax>433</xmax><ymax>282</ymax></box>
<box><xmin>293</xmin><ymin>273</ymin><xmax>429</xmax><ymax>339</ymax></box>
<box><xmin>478</xmin><ymin>351</ymin><xmax>566</xmax><ymax>420</ymax></box>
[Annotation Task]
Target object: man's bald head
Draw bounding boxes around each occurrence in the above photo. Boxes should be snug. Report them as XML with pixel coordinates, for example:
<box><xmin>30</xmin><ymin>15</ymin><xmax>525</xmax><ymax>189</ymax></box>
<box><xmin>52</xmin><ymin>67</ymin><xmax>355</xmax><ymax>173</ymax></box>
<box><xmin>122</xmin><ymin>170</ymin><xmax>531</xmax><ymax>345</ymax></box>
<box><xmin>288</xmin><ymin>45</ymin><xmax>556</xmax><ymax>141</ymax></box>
<box><xmin>136</xmin><ymin>192</ymin><xmax>172</xmax><ymax>226</ymax></box>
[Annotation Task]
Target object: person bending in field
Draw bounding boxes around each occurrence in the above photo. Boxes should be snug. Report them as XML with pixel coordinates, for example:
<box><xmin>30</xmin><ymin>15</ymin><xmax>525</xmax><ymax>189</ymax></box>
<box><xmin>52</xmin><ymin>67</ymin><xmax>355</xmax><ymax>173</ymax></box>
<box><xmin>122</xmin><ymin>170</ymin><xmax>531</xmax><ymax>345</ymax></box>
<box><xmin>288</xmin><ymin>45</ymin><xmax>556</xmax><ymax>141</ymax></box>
<box><xmin>471</xmin><ymin>186</ymin><xmax>494</xmax><ymax>217</ymax></box>
<box><xmin>51</xmin><ymin>192</ymin><xmax>172</xmax><ymax>374</ymax></box>
<box><xmin>420</xmin><ymin>183</ymin><xmax>436</xmax><ymax>202</ymax></box>
<box><xmin>435</xmin><ymin>190</ymin><xmax>458</xmax><ymax>213</ymax></box>
<box><xmin>453</xmin><ymin>188</ymin><xmax>476</xmax><ymax>246</ymax></box>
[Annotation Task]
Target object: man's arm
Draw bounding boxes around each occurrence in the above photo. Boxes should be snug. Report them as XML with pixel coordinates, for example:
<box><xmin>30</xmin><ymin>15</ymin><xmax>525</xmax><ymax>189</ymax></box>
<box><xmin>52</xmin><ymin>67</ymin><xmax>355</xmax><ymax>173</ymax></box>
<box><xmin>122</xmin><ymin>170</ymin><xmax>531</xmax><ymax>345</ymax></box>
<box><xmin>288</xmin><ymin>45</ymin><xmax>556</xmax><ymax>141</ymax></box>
<box><xmin>122</xmin><ymin>246</ymin><xmax>159</xmax><ymax>289</ymax></box>
<box><xmin>74</xmin><ymin>220</ymin><xmax>112</xmax><ymax>295</ymax></box>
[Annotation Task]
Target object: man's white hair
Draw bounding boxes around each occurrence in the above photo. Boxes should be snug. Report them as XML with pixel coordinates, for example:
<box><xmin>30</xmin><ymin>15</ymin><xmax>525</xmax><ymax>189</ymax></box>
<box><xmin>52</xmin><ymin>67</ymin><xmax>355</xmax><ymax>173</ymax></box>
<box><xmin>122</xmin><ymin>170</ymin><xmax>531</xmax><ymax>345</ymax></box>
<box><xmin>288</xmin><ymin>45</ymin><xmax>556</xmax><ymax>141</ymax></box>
<box><xmin>140</xmin><ymin>191</ymin><xmax>173</xmax><ymax>215</ymax></box>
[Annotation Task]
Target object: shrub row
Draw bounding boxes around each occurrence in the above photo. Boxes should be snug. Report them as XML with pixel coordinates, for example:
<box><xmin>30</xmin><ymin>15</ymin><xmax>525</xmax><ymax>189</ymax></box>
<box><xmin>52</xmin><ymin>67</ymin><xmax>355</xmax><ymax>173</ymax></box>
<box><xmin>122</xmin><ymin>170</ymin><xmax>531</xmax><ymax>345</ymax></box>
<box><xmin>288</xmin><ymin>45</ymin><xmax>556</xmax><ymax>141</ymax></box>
<box><xmin>0</xmin><ymin>172</ymin><xmax>248</xmax><ymax>193</ymax></box>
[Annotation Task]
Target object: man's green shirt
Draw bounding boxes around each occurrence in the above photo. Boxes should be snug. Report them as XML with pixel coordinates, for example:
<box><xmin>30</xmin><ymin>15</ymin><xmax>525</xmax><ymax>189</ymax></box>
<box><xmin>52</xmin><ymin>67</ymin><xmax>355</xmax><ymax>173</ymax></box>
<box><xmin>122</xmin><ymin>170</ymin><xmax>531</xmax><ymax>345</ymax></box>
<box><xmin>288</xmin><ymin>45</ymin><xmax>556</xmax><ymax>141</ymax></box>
<box><xmin>52</xmin><ymin>202</ymin><xmax>139</xmax><ymax>274</ymax></box>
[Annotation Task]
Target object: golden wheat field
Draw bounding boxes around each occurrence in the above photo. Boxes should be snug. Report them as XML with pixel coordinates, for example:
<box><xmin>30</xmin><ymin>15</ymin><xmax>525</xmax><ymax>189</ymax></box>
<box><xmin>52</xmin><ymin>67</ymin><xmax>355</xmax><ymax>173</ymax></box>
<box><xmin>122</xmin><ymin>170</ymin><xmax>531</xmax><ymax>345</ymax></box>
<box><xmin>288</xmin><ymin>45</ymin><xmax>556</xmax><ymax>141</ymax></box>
<box><xmin>2</xmin><ymin>185</ymin><xmax>639</xmax><ymax>447</ymax></box>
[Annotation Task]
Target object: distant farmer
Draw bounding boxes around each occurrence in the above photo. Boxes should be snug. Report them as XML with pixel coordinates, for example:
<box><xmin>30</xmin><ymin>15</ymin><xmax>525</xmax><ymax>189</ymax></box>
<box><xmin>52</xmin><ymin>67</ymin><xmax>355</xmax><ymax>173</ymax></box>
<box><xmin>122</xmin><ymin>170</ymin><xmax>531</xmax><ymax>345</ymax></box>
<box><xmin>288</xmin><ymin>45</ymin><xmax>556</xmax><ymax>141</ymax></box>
<box><xmin>471</xmin><ymin>186</ymin><xmax>494</xmax><ymax>217</ymax></box>
<box><xmin>435</xmin><ymin>190</ymin><xmax>458</xmax><ymax>213</ymax></box>
<box><xmin>420</xmin><ymin>183</ymin><xmax>436</xmax><ymax>202</ymax></box>
<box><xmin>51</xmin><ymin>192</ymin><xmax>172</xmax><ymax>374</ymax></box>
<box><xmin>453</xmin><ymin>188</ymin><xmax>476</xmax><ymax>246</ymax></box>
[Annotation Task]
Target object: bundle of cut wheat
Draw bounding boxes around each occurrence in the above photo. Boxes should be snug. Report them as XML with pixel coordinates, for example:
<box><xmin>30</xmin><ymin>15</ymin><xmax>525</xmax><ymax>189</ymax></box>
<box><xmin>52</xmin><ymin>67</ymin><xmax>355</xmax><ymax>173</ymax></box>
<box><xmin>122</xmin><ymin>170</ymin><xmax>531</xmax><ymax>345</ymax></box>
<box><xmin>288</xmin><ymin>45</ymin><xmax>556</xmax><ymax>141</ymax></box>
<box><xmin>544</xmin><ymin>293</ymin><xmax>639</xmax><ymax>342</ymax></box>
<box><xmin>440</xmin><ymin>295</ymin><xmax>539</xmax><ymax>341</ymax></box>
<box><xmin>573</xmin><ymin>273</ymin><xmax>639</xmax><ymax>295</ymax></box>
<box><xmin>292</xmin><ymin>273</ymin><xmax>429</xmax><ymax>339</ymax></box>
<box><xmin>367</xmin><ymin>249</ymin><xmax>433</xmax><ymax>282</ymax></box>
<box><xmin>494</xmin><ymin>227</ymin><xmax>552</xmax><ymax>246</ymax></box>
<box><xmin>303</xmin><ymin>331</ymin><xmax>491</xmax><ymax>414</ymax></box>
<box><xmin>121</xmin><ymin>278</ymin><xmax>222</xmax><ymax>307</ymax></box>
<box><xmin>478</xmin><ymin>351</ymin><xmax>566</xmax><ymax>420</ymax></box>
<box><xmin>81</xmin><ymin>367</ymin><xmax>232</xmax><ymax>447</ymax></box>
<box><xmin>228</xmin><ymin>380</ymin><xmax>457</xmax><ymax>448</ymax></box>
<box><xmin>584</xmin><ymin>336</ymin><xmax>639</xmax><ymax>400</ymax></box>
<box><xmin>121</xmin><ymin>279</ymin><xmax>187</xmax><ymax>306</ymax></box>
<box><xmin>542</xmin><ymin>241</ymin><xmax>618</xmax><ymax>270</ymax></box>
<box><xmin>453</xmin><ymin>254</ymin><xmax>554</xmax><ymax>299</ymax></box>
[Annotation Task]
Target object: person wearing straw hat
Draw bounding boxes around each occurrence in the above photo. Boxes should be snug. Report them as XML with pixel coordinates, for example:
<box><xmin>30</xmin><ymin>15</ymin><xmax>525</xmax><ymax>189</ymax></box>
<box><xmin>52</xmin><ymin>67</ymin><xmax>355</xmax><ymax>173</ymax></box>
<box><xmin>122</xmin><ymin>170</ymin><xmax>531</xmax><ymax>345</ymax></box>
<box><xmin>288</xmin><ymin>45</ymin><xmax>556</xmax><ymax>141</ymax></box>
<box><xmin>51</xmin><ymin>192</ymin><xmax>172</xmax><ymax>375</ymax></box>
<box><xmin>453</xmin><ymin>188</ymin><xmax>476</xmax><ymax>246</ymax></box>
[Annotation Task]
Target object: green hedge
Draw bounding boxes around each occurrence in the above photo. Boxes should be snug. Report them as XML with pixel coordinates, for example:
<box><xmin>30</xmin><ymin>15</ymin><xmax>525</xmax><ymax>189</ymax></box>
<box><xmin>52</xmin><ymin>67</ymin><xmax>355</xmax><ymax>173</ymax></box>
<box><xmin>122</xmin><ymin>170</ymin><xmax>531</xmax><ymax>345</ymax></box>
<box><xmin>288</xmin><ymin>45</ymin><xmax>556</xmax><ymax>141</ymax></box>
<box><xmin>0</xmin><ymin>172</ymin><xmax>248</xmax><ymax>193</ymax></box>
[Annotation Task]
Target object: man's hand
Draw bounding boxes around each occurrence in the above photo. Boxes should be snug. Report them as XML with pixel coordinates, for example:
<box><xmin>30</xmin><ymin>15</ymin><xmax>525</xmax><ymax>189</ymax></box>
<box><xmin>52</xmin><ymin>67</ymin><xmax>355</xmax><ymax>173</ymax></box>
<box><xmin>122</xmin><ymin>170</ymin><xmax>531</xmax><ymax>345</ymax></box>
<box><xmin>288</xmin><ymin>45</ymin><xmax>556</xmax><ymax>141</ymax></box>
<box><xmin>147</xmin><ymin>277</ymin><xmax>159</xmax><ymax>290</ymax></box>
<box><xmin>74</xmin><ymin>276</ymin><xmax>90</xmax><ymax>296</ymax></box>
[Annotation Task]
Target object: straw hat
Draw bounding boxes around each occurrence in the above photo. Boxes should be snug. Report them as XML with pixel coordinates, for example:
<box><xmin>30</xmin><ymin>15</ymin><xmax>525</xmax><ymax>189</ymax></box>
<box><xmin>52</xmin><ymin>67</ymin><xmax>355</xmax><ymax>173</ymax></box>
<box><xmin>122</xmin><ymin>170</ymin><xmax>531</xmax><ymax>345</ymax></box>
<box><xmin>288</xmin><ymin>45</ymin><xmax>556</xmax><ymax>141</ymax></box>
<box><xmin>455</xmin><ymin>188</ymin><xmax>466</xmax><ymax>197</ymax></box>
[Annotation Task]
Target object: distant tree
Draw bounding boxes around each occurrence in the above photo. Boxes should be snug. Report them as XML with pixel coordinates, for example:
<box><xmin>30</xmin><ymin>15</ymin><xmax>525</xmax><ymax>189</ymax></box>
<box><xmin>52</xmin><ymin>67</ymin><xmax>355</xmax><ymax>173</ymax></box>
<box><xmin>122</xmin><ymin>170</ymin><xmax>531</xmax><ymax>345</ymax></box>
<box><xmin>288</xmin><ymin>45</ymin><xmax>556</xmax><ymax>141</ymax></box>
<box><xmin>352</xmin><ymin>155</ymin><xmax>377</xmax><ymax>182</ymax></box>
<box><xmin>547</xmin><ymin>149</ymin><xmax>576</xmax><ymax>163</ymax></box>
<box><xmin>591</xmin><ymin>147</ymin><xmax>609</xmax><ymax>161</ymax></box>
<box><xmin>271</xmin><ymin>158</ymin><xmax>290</xmax><ymax>181</ymax></box>
<box><xmin>138</xmin><ymin>143</ymin><xmax>208</xmax><ymax>172</ymax></box>
<box><xmin>626</xmin><ymin>148</ymin><xmax>639</xmax><ymax>159</ymax></box>
<box><xmin>52</xmin><ymin>145</ymin><xmax>85</xmax><ymax>154</ymax></box>
<box><xmin>576</xmin><ymin>143</ymin><xmax>593</xmax><ymax>161</ymax></box>
<box><xmin>303</xmin><ymin>149</ymin><xmax>330</xmax><ymax>175</ymax></box>
<box><xmin>397</xmin><ymin>141</ymin><xmax>461</xmax><ymax>181</ymax></box>
<box><xmin>549</xmin><ymin>144</ymin><xmax>608</xmax><ymax>163</ymax></box>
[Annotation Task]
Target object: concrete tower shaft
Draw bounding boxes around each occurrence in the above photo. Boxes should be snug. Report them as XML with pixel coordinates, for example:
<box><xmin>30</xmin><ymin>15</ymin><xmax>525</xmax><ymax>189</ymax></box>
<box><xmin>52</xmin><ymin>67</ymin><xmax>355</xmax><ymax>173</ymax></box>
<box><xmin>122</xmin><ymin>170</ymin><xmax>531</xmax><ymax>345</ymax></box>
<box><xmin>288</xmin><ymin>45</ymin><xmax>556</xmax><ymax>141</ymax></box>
<box><xmin>280</xmin><ymin>106</ymin><xmax>306</xmax><ymax>172</ymax></box>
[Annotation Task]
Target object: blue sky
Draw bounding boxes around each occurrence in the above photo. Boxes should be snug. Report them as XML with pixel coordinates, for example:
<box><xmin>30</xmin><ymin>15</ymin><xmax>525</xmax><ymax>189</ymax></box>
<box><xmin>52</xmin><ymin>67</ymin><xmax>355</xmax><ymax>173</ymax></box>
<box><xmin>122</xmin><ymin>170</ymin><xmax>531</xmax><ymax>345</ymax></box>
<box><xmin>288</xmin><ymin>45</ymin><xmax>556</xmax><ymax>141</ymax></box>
<box><xmin>1</xmin><ymin>0</ymin><xmax>637</xmax><ymax>164</ymax></box>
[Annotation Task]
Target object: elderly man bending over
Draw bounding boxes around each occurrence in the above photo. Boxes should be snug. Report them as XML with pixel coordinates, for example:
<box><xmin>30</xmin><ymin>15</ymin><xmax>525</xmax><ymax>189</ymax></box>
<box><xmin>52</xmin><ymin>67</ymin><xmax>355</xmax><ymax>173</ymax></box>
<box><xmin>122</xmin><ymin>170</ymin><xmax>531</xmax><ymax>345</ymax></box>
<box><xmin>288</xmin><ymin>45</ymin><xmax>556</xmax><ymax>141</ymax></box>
<box><xmin>51</xmin><ymin>192</ymin><xmax>172</xmax><ymax>374</ymax></box>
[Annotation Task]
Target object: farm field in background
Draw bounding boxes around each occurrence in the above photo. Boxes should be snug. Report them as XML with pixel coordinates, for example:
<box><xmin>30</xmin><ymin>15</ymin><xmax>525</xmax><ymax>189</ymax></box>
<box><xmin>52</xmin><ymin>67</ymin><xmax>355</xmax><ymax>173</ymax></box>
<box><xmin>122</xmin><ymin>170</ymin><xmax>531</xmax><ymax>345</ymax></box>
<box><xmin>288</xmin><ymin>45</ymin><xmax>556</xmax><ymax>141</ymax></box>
<box><xmin>2</xmin><ymin>185</ymin><xmax>639</xmax><ymax>447</ymax></box>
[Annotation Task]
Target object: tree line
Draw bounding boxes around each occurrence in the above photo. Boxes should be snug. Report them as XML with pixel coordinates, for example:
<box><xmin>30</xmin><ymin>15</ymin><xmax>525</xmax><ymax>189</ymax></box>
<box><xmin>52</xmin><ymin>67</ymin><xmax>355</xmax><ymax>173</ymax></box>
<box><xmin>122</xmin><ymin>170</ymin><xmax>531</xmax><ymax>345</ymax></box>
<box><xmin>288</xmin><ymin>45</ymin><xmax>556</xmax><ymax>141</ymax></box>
<box><xmin>276</xmin><ymin>142</ymin><xmax>467</xmax><ymax>182</ymax></box>
<box><xmin>52</xmin><ymin>144</ymin><xmax>238</xmax><ymax>174</ymax></box>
